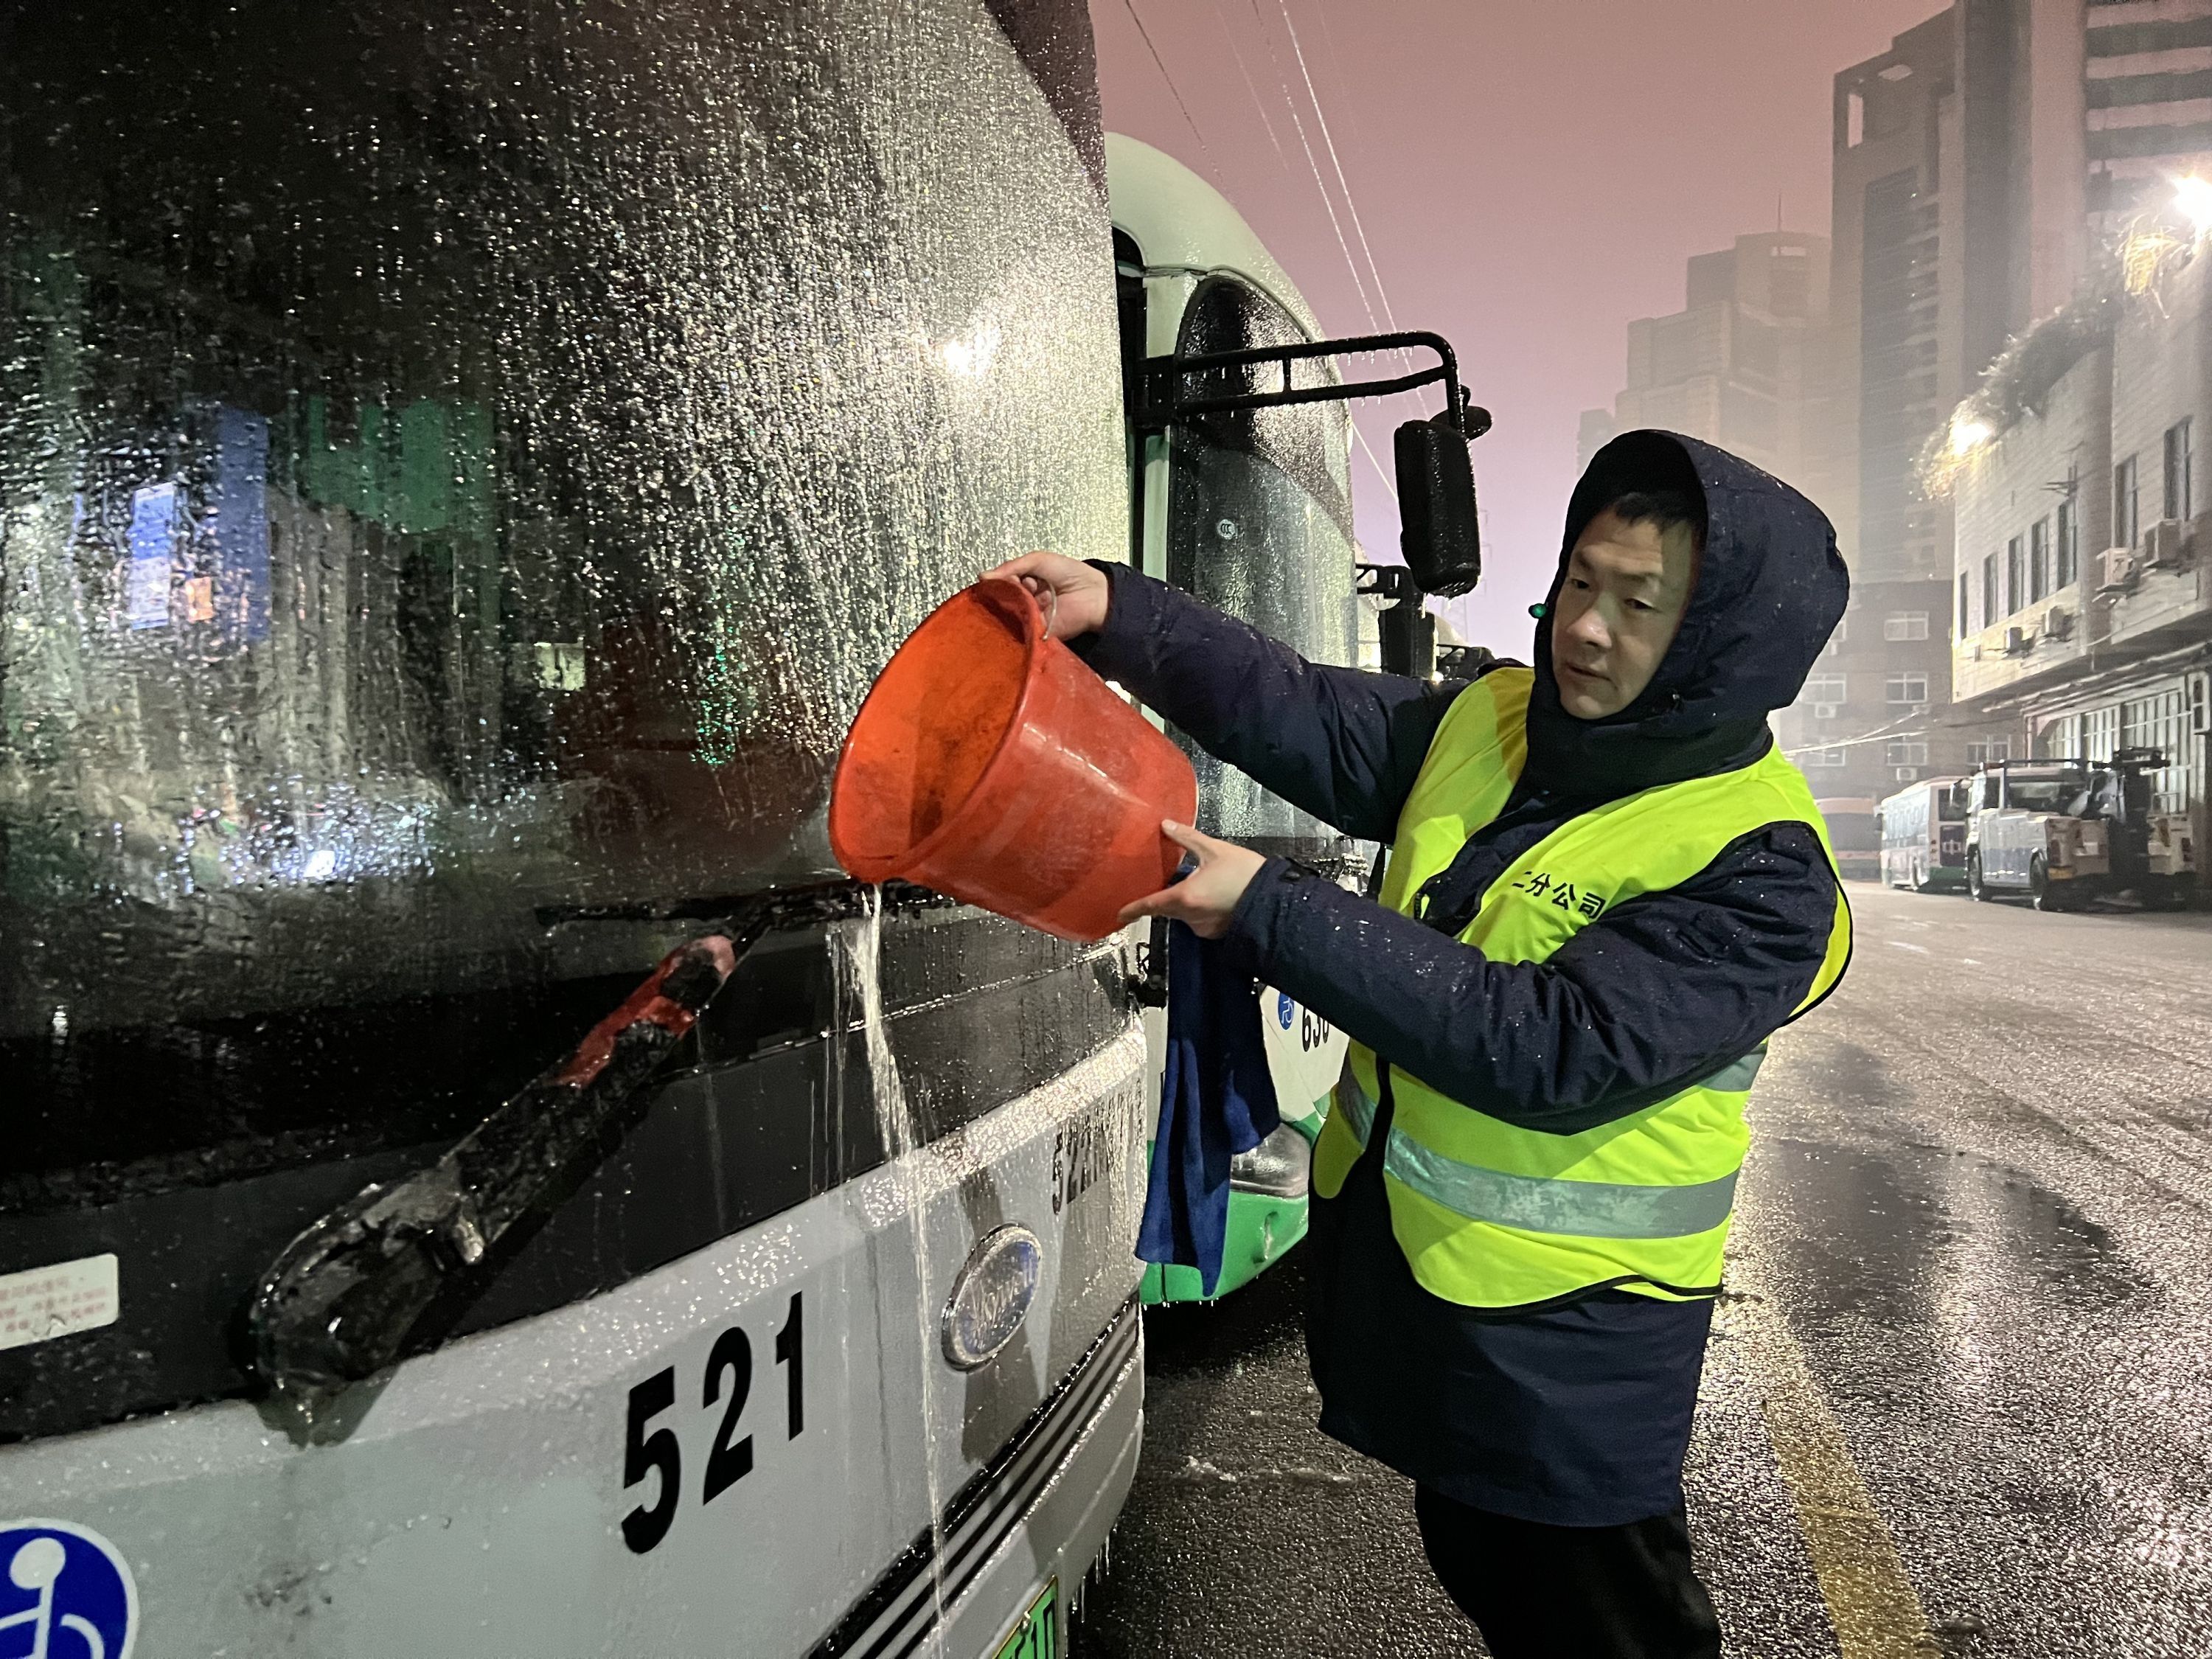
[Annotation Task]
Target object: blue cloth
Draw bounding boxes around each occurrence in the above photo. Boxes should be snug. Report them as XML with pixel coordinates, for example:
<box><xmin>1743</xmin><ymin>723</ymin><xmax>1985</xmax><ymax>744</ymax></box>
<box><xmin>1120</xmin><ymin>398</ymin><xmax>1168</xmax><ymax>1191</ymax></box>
<box><xmin>1136</xmin><ymin>911</ymin><xmax>1280</xmax><ymax>1295</ymax></box>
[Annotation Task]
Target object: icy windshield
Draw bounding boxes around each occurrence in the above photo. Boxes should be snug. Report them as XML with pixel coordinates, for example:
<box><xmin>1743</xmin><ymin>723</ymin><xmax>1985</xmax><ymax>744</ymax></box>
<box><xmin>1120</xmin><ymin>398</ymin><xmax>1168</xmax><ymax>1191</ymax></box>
<box><xmin>2004</xmin><ymin>773</ymin><xmax>2090</xmax><ymax>813</ymax></box>
<box><xmin>1166</xmin><ymin>276</ymin><xmax>1357</xmax><ymax>847</ymax></box>
<box><xmin>2</xmin><ymin>0</ymin><xmax>1121</xmax><ymax>1176</ymax></box>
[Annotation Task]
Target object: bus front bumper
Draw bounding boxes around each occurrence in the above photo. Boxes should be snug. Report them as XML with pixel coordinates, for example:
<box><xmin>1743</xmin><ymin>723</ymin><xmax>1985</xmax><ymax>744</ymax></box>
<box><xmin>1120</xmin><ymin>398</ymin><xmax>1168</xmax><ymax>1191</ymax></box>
<box><xmin>818</xmin><ymin>1298</ymin><xmax>1145</xmax><ymax>1659</ymax></box>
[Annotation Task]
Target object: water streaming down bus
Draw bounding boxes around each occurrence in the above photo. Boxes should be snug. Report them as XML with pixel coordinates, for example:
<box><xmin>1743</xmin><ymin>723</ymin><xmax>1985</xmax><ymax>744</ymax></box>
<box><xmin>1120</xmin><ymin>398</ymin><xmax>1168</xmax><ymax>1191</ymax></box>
<box><xmin>1</xmin><ymin>3</ymin><xmax>1152</xmax><ymax>1652</ymax></box>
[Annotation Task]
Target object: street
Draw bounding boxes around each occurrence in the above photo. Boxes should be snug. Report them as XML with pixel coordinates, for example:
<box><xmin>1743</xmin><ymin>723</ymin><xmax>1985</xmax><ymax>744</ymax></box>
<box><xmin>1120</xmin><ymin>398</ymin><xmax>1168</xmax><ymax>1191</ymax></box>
<box><xmin>1076</xmin><ymin>883</ymin><xmax>2212</xmax><ymax>1657</ymax></box>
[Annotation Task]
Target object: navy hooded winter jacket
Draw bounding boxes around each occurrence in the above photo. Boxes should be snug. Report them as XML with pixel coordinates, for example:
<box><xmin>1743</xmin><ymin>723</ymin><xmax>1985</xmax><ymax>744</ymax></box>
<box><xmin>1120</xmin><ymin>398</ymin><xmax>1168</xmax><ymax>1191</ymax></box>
<box><xmin>1074</xmin><ymin>431</ymin><xmax>1848</xmax><ymax>1133</ymax></box>
<box><xmin>1072</xmin><ymin>431</ymin><xmax>1850</xmax><ymax>1525</ymax></box>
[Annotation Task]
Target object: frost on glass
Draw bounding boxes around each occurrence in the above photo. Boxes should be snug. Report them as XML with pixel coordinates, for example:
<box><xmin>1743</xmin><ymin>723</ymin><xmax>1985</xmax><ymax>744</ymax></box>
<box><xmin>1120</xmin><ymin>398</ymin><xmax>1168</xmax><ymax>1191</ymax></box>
<box><xmin>0</xmin><ymin>1</ymin><xmax>1122</xmax><ymax>1060</ymax></box>
<box><xmin>1166</xmin><ymin>276</ymin><xmax>1357</xmax><ymax>848</ymax></box>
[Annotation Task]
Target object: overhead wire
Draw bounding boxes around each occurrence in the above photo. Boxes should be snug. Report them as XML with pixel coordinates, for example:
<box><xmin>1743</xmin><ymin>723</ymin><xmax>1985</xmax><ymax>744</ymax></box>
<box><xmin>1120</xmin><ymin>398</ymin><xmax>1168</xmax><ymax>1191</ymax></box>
<box><xmin>1210</xmin><ymin>0</ymin><xmax>1290</xmax><ymax>174</ymax></box>
<box><xmin>1276</xmin><ymin>0</ymin><xmax>1419</xmax><ymax>580</ymax></box>
<box><xmin>1781</xmin><ymin>708</ymin><xmax>1930</xmax><ymax>758</ymax></box>
<box><xmin>1248</xmin><ymin>0</ymin><xmax>1385</xmax><ymax>340</ymax></box>
<box><xmin>1310</xmin><ymin>0</ymin><xmax>1378</xmax><ymax>167</ymax></box>
<box><xmin>1145</xmin><ymin>4</ymin><xmax>1438</xmax><ymax>588</ymax></box>
<box><xmin>1353</xmin><ymin>420</ymin><xmax>1399</xmax><ymax>506</ymax></box>
<box><xmin>1278</xmin><ymin>0</ymin><xmax>1403</xmax><ymax>344</ymax></box>
<box><xmin>1234</xmin><ymin>0</ymin><xmax>1409</xmax><ymax>558</ymax></box>
<box><xmin>1122</xmin><ymin>0</ymin><xmax>1217</xmax><ymax>181</ymax></box>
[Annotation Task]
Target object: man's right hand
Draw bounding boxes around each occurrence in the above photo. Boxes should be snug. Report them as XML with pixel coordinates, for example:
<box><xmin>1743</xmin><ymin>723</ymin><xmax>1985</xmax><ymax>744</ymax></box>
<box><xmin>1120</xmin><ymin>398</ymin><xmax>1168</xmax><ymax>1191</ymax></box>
<box><xmin>984</xmin><ymin>551</ymin><xmax>1110</xmax><ymax>642</ymax></box>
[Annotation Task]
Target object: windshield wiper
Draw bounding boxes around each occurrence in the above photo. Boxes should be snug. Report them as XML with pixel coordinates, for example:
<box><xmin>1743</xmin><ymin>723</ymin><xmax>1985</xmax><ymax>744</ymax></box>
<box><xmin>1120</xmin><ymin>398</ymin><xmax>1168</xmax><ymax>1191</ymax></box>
<box><xmin>248</xmin><ymin>879</ymin><xmax>942</xmax><ymax>1411</ymax></box>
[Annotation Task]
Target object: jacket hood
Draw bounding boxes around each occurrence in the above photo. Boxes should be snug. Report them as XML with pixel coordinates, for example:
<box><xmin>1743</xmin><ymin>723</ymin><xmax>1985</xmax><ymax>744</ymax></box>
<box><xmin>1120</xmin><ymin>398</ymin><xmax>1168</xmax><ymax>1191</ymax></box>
<box><xmin>1520</xmin><ymin>430</ymin><xmax>1848</xmax><ymax>807</ymax></box>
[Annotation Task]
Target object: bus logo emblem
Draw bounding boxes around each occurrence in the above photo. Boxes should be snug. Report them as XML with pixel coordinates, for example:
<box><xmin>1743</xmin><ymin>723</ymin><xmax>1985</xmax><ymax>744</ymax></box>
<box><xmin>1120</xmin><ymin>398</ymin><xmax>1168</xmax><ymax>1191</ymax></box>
<box><xmin>942</xmin><ymin>1226</ymin><xmax>1042</xmax><ymax>1371</ymax></box>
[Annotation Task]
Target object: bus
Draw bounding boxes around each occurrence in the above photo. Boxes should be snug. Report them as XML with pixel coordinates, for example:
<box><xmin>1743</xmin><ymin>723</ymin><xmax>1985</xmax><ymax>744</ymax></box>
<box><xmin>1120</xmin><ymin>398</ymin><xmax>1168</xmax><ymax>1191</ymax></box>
<box><xmin>1815</xmin><ymin>797</ymin><xmax>1882</xmax><ymax>883</ymax></box>
<box><xmin>0</xmin><ymin>6</ymin><xmax>1155</xmax><ymax>1654</ymax></box>
<box><xmin>1109</xmin><ymin>136</ymin><xmax>1357</xmax><ymax>1306</ymax></box>
<box><xmin>1</xmin><ymin>7</ymin><xmax>1476</xmax><ymax>1652</ymax></box>
<box><xmin>1878</xmin><ymin>776</ymin><xmax>1970</xmax><ymax>892</ymax></box>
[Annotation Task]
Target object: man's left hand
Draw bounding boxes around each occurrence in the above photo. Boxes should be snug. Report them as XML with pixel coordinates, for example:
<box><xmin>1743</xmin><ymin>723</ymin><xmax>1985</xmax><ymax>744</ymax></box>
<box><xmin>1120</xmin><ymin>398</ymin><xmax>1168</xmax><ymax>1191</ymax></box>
<box><xmin>1119</xmin><ymin>821</ymin><xmax>1266</xmax><ymax>940</ymax></box>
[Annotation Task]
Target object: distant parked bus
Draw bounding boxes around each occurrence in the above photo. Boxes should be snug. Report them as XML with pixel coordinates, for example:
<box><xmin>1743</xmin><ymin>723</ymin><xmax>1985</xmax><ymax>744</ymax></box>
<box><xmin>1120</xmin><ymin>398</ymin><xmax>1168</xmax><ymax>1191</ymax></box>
<box><xmin>1815</xmin><ymin>796</ymin><xmax>1881</xmax><ymax>882</ymax></box>
<box><xmin>1879</xmin><ymin>776</ymin><xmax>1970</xmax><ymax>891</ymax></box>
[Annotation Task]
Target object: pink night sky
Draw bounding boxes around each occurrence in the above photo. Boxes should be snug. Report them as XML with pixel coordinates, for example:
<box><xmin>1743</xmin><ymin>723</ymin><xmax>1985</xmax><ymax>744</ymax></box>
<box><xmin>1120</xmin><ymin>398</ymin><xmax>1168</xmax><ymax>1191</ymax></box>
<box><xmin>1091</xmin><ymin>0</ymin><xmax>1941</xmax><ymax>648</ymax></box>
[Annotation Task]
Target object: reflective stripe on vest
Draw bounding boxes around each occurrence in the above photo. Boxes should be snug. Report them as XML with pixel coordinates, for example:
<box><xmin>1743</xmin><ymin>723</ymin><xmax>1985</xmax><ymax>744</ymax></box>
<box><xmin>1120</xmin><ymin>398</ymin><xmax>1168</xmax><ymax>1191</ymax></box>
<box><xmin>1318</xmin><ymin>665</ymin><xmax>1852</xmax><ymax>1310</ymax></box>
<box><xmin>1333</xmin><ymin>1057</ymin><xmax>1758</xmax><ymax>1240</ymax></box>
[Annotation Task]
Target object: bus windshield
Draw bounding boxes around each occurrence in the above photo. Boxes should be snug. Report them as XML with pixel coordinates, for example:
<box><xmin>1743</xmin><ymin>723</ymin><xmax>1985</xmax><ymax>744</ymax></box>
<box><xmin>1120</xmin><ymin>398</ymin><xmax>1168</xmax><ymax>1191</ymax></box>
<box><xmin>2005</xmin><ymin>772</ymin><xmax>2090</xmax><ymax>813</ymax></box>
<box><xmin>3</xmin><ymin>7</ymin><xmax>1126</xmax><ymax>1189</ymax></box>
<box><xmin>1824</xmin><ymin>811</ymin><xmax>1879</xmax><ymax>853</ymax></box>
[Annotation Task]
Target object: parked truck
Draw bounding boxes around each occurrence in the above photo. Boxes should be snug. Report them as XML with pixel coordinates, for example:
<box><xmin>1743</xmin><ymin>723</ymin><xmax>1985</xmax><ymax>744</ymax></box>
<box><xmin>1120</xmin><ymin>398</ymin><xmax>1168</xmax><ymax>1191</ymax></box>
<box><xmin>1964</xmin><ymin>751</ymin><xmax>2197</xmax><ymax>910</ymax></box>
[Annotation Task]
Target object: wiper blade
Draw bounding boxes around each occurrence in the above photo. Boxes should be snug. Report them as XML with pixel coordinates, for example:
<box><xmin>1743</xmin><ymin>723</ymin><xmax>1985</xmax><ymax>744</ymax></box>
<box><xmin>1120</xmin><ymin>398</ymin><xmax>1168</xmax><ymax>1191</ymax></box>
<box><xmin>248</xmin><ymin>879</ymin><xmax>941</xmax><ymax>1408</ymax></box>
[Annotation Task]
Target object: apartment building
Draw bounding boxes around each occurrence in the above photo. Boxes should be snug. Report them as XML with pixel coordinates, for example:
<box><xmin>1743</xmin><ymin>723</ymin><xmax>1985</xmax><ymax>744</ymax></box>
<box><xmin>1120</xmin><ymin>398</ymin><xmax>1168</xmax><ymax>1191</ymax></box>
<box><xmin>1784</xmin><ymin>9</ymin><xmax>2011</xmax><ymax>804</ymax></box>
<box><xmin>1950</xmin><ymin>237</ymin><xmax>2212</xmax><ymax>872</ymax></box>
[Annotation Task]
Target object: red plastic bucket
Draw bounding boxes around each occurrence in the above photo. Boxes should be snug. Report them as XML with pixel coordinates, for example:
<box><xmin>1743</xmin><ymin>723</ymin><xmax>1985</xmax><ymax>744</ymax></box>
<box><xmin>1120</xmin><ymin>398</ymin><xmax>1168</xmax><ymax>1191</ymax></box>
<box><xmin>829</xmin><ymin>577</ymin><xmax>1195</xmax><ymax>942</ymax></box>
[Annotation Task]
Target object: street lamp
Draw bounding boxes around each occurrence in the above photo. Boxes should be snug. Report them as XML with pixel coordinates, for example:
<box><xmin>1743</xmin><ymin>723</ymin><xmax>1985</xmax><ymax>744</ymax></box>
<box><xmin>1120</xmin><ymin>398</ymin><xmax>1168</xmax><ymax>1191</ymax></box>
<box><xmin>2174</xmin><ymin>175</ymin><xmax>2212</xmax><ymax>236</ymax></box>
<box><xmin>1949</xmin><ymin>415</ymin><xmax>1993</xmax><ymax>459</ymax></box>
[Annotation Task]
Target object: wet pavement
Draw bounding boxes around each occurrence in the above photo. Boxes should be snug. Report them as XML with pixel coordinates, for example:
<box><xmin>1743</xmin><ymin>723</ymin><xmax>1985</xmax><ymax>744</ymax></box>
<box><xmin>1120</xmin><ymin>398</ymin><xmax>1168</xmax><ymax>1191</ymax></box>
<box><xmin>1072</xmin><ymin>883</ymin><xmax>2212</xmax><ymax>1657</ymax></box>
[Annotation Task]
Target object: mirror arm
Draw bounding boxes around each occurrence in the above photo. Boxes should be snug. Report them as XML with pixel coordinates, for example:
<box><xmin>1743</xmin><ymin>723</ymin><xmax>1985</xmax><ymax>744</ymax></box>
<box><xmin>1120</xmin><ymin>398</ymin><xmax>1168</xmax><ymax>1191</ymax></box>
<box><xmin>1138</xmin><ymin>330</ymin><xmax>1490</xmax><ymax>440</ymax></box>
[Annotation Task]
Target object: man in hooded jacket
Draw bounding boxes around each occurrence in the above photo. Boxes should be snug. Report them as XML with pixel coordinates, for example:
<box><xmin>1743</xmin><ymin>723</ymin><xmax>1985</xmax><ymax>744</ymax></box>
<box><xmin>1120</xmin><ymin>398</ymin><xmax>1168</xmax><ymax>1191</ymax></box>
<box><xmin>992</xmin><ymin>430</ymin><xmax>1851</xmax><ymax>1658</ymax></box>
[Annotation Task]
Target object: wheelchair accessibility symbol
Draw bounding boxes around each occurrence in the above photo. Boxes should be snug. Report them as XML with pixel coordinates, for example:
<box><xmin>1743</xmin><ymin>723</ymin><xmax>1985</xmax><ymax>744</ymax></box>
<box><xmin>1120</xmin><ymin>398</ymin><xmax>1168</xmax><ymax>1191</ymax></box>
<box><xmin>0</xmin><ymin>1520</ymin><xmax>136</xmax><ymax>1659</ymax></box>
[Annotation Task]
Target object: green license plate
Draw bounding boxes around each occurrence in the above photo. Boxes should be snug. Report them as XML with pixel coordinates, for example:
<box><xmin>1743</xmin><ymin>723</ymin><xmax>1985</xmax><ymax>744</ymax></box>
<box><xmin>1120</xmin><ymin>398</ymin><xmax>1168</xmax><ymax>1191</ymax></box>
<box><xmin>992</xmin><ymin>1578</ymin><xmax>1058</xmax><ymax>1659</ymax></box>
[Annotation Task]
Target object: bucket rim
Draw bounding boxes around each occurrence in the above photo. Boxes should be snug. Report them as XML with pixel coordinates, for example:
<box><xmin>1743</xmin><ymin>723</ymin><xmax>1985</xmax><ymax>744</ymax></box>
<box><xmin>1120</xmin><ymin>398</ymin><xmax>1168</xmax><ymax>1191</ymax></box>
<box><xmin>827</xmin><ymin>574</ymin><xmax>1046</xmax><ymax>884</ymax></box>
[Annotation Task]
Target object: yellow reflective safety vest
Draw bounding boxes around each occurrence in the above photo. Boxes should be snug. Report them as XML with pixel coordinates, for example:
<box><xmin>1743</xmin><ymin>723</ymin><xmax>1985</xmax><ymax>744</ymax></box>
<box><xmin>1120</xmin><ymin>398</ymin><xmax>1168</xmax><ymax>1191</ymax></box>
<box><xmin>1312</xmin><ymin>666</ymin><xmax>1851</xmax><ymax>1310</ymax></box>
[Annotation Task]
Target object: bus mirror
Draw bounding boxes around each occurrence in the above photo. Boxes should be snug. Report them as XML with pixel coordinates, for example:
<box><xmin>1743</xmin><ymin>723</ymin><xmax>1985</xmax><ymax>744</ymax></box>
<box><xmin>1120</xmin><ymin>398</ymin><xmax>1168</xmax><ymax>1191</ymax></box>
<box><xmin>1394</xmin><ymin>416</ymin><xmax>1481</xmax><ymax>598</ymax></box>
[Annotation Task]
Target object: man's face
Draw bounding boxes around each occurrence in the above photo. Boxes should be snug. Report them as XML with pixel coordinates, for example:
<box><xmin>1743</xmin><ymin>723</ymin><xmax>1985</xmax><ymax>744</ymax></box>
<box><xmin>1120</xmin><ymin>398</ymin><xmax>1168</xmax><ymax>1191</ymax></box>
<box><xmin>1548</xmin><ymin>508</ymin><xmax>1700</xmax><ymax>720</ymax></box>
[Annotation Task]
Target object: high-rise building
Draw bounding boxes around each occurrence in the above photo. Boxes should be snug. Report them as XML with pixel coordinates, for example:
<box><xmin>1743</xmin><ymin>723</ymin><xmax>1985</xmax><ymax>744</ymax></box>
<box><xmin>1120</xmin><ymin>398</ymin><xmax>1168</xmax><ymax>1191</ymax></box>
<box><xmin>1593</xmin><ymin>3</ymin><xmax>2197</xmax><ymax>819</ymax></box>
<box><xmin>2084</xmin><ymin>0</ymin><xmax>2212</xmax><ymax>226</ymax></box>
<box><xmin>1782</xmin><ymin>6</ymin><xmax>2038</xmax><ymax>810</ymax></box>
<box><xmin>1601</xmin><ymin>232</ymin><xmax>1832</xmax><ymax>490</ymax></box>
<box><xmin>1576</xmin><ymin>408</ymin><xmax>1619</xmax><ymax>476</ymax></box>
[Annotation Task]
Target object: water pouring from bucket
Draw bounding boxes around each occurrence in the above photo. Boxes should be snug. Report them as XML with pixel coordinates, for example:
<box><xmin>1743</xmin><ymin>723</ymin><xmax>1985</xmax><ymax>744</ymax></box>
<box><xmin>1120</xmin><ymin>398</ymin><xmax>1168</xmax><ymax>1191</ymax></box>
<box><xmin>829</xmin><ymin>574</ymin><xmax>1196</xmax><ymax>942</ymax></box>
